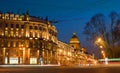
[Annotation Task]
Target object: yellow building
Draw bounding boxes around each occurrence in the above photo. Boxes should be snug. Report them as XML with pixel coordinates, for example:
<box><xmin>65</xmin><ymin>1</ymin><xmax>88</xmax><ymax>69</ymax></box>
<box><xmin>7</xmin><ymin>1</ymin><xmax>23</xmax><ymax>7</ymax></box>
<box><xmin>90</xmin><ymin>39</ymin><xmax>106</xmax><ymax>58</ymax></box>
<box><xmin>69</xmin><ymin>32</ymin><xmax>80</xmax><ymax>51</ymax></box>
<box><xmin>57</xmin><ymin>41</ymin><xmax>74</xmax><ymax>65</ymax></box>
<box><xmin>0</xmin><ymin>12</ymin><xmax>58</xmax><ymax>65</ymax></box>
<box><xmin>69</xmin><ymin>33</ymin><xmax>90</xmax><ymax>64</ymax></box>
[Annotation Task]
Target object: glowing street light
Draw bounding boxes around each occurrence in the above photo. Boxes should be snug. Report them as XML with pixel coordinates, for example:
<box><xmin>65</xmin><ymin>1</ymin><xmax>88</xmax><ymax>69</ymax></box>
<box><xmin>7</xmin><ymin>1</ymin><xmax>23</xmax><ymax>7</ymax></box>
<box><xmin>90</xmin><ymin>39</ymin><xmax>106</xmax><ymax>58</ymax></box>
<box><xmin>59</xmin><ymin>49</ymin><xmax>62</xmax><ymax>53</ymax></box>
<box><xmin>97</xmin><ymin>37</ymin><xmax>102</xmax><ymax>42</ymax></box>
<box><xmin>95</xmin><ymin>37</ymin><xmax>107</xmax><ymax>59</ymax></box>
<box><xmin>100</xmin><ymin>45</ymin><xmax>103</xmax><ymax>48</ymax></box>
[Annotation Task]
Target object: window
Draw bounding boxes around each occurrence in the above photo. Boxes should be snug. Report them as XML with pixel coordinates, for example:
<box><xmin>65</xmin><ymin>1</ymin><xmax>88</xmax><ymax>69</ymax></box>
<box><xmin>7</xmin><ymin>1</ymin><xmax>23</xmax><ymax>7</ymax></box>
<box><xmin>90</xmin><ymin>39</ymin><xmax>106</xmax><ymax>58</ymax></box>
<box><xmin>29</xmin><ymin>26</ymin><xmax>33</xmax><ymax>29</ymax></box>
<box><xmin>21</xmin><ymin>25</ymin><xmax>24</xmax><ymax>29</ymax></box>
<box><xmin>21</xmin><ymin>31</ymin><xmax>24</xmax><ymax>37</ymax></box>
<box><xmin>34</xmin><ymin>42</ymin><xmax>38</xmax><ymax>48</ymax></box>
<box><xmin>30</xmin><ymin>32</ymin><xmax>33</xmax><ymax>37</ymax></box>
<box><xmin>16</xmin><ymin>31</ymin><xmax>18</xmax><ymax>37</ymax></box>
<box><xmin>34</xmin><ymin>26</ymin><xmax>38</xmax><ymax>30</ymax></box>
<box><xmin>10</xmin><ymin>31</ymin><xmax>14</xmax><ymax>37</ymax></box>
<box><xmin>16</xmin><ymin>24</ymin><xmax>19</xmax><ymax>28</ymax></box>
<box><xmin>43</xmin><ymin>28</ymin><xmax>46</xmax><ymax>32</ymax></box>
<box><xmin>5</xmin><ymin>30</ymin><xmax>8</xmax><ymax>36</ymax></box>
<box><xmin>4</xmin><ymin>40</ymin><xmax>8</xmax><ymax>47</ymax></box>
<box><xmin>40</xmin><ymin>42</ymin><xmax>42</xmax><ymax>48</ymax></box>
<box><xmin>29</xmin><ymin>41</ymin><xmax>33</xmax><ymax>48</ymax></box>
<box><xmin>5</xmin><ymin>24</ymin><xmax>8</xmax><ymax>27</ymax></box>
<box><xmin>35</xmin><ymin>33</ymin><xmax>37</xmax><ymax>37</ymax></box>
<box><xmin>16</xmin><ymin>42</ymin><xmax>19</xmax><ymax>47</ymax></box>
<box><xmin>6</xmin><ymin>16</ymin><xmax>9</xmax><ymax>20</ymax></box>
<box><xmin>39</xmin><ymin>27</ymin><xmax>42</xmax><ymax>31</ymax></box>
<box><xmin>10</xmin><ymin>41</ymin><xmax>13</xmax><ymax>47</ymax></box>
<box><xmin>11</xmin><ymin>24</ymin><xmax>14</xmax><ymax>28</ymax></box>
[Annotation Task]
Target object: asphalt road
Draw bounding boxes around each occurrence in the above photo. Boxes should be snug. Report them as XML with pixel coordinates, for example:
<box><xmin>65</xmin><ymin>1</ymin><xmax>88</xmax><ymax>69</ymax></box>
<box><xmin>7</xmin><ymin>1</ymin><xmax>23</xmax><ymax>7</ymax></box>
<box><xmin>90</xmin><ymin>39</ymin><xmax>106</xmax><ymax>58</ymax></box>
<box><xmin>0</xmin><ymin>65</ymin><xmax>120</xmax><ymax>73</ymax></box>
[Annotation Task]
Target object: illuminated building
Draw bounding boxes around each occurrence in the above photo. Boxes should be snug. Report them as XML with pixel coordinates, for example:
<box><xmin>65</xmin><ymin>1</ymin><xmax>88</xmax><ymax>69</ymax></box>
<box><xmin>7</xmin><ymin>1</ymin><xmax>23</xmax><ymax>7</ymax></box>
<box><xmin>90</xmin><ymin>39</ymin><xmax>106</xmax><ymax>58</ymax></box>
<box><xmin>57</xmin><ymin>41</ymin><xmax>74</xmax><ymax>65</ymax></box>
<box><xmin>56</xmin><ymin>33</ymin><xmax>95</xmax><ymax>65</ymax></box>
<box><xmin>0</xmin><ymin>12</ymin><xmax>58</xmax><ymax>64</ymax></box>
<box><xmin>69</xmin><ymin>33</ymin><xmax>95</xmax><ymax>64</ymax></box>
<box><xmin>0</xmin><ymin>11</ymin><xmax>95</xmax><ymax>65</ymax></box>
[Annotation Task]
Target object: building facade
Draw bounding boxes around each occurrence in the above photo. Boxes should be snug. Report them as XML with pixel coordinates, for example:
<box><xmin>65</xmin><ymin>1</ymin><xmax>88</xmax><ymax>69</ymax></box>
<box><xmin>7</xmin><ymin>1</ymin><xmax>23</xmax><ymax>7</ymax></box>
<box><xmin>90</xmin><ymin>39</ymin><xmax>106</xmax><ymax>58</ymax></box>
<box><xmin>0</xmin><ymin>12</ymin><xmax>95</xmax><ymax>65</ymax></box>
<box><xmin>57</xmin><ymin>41</ymin><xmax>74</xmax><ymax>65</ymax></box>
<box><xmin>69</xmin><ymin>33</ymin><xmax>95</xmax><ymax>65</ymax></box>
<box><xmin>0</xmin><ymin>12</ymin><xmax>58</xmax><ymax>64</ymax></box>
<box><xmin>56</xmin><ymin>33</ymin><xmax>95</xmax><ymax>65</ymax></box>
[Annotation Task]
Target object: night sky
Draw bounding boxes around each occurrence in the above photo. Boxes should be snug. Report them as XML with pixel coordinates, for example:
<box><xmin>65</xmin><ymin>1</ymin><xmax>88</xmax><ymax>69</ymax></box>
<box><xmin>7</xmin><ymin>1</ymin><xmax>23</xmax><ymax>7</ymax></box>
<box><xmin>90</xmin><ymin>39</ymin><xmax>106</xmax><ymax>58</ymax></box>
<box><xmin>1</xmin><ymin>0</ymin><xmax>120</xmax><ymax>58</ymax></box>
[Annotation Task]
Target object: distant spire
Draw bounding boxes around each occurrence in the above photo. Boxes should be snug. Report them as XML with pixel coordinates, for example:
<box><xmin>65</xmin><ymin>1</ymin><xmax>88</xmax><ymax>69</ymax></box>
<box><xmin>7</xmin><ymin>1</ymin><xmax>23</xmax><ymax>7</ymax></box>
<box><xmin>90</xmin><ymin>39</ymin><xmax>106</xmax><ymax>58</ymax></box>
<box><xmin>73</xmin><ymin>32</ymin><xmax>76</xmax><ymax>35</ymax></box>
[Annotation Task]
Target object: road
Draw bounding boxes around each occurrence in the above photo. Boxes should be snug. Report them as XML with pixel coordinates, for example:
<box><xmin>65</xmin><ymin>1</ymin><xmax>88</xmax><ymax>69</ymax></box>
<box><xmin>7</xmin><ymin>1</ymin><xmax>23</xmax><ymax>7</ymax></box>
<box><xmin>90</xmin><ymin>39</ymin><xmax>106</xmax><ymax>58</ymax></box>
<box><xmin>0</xmin><ymin>64</ymin><xmax>120</xmax><ymax>73</ymax></box>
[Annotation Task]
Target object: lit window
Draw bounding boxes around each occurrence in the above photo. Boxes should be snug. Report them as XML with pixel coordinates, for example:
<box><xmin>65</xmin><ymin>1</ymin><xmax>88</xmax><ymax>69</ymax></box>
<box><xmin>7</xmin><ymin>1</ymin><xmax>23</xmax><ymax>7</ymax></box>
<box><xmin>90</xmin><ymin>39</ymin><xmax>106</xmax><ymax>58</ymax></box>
<box><xmin>10</xmin><ymin>31</ymin><xmax>14</xmax><ymax>37</ymax></box>
<box><xmin>30</xmin><ymin>58</ymin><xmax>37</xmax><ymax>64</ymax></box>
<box><xmin>16</xmin><ymin>31</ymin><xmax>18</xmax><ymax>37</ymax></box>
<box><xmin>5</xmin><ymin>30</ymin><xmax>8</xmax><ymax>36</ymax></box>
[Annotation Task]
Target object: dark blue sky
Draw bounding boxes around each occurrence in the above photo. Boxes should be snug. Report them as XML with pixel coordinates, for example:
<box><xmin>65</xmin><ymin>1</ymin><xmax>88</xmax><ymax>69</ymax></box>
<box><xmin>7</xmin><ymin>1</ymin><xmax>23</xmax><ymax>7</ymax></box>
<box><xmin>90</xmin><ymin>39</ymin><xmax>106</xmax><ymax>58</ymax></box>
<box><xmin>1</xmin><ymin>0</ymin><xmax>120</xmax><ymax>57</ymax></box>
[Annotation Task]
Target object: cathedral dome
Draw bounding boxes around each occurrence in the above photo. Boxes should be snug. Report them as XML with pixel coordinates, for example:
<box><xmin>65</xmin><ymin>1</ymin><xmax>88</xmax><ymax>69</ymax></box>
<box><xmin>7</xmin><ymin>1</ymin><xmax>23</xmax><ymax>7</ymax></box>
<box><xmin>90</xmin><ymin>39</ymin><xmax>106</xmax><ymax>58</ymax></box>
<box><xmin>69</xmin><ymin>33</ymin><xmax>80</xmax><ymax>44</ymax></box>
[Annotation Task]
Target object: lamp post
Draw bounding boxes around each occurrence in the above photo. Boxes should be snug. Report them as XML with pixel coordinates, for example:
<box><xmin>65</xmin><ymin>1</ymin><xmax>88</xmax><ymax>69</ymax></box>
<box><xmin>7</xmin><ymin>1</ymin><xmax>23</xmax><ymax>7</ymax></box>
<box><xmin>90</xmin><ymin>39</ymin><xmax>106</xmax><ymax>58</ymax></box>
<box><xmin>96</xmin><ymin>37</ymin><xmax>106</xmax><ymax>59</ymax></box>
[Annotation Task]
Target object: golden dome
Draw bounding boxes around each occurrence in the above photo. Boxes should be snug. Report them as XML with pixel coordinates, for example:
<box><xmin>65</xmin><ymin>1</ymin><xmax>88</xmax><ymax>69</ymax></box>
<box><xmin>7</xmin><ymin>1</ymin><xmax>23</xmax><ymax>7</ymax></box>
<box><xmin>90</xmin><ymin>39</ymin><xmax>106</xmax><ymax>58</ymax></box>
<box><xmin>69</xmin><ymin>33</ymin><xmax>80</xmax><ymax>43</ymax></box>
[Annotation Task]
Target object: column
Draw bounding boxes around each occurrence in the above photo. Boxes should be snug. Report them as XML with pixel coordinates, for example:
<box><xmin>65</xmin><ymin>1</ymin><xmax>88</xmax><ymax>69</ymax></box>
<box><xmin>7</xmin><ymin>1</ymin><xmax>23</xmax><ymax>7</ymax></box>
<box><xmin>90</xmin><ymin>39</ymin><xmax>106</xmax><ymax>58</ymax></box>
<box><xmin>50</xmin><ymin>51</ymin><xmax>52</xmax><ymax>64</ymax></box>
<box><xmin>28</xmin><ymin>48</ymin><xmax>30</xmax><ymax>64</ymax></box>
<box><xmin>46</xmin><ymin>50</ymin><xmax>48</xmax><ymax>64</ymax></box>
<box><xmin>37</xmin><ymin>50</ymin><xmax>39</xmax><ymax>64</ymax></box>
<box><xmin>3</xmin><ymin>48</ymin><xmax>5</xmax><ymax>64</ymax></box>
<box><xmin>42</xmin><ymin>49</ymin><xmax>44</xmax><ymax>64</ymax></box>
<box><xmin>23</xmin><ymin>47</ymin><xmax>25</xmax><ymax>64</ymax></box>
<box><xmin>7</xmin><ymin>49</ymin><xmax>10</xmax><ymax>64</ymax></box>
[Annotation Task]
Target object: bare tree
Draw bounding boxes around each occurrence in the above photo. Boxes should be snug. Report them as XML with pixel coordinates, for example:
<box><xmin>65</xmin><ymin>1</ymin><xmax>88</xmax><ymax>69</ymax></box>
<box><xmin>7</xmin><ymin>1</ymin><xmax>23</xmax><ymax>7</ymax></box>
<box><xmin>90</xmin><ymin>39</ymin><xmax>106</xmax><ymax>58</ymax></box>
<box><xmin>84</xmin><ymin>12</ymin><xmax>120</xmax><ymax>58</ymax></box>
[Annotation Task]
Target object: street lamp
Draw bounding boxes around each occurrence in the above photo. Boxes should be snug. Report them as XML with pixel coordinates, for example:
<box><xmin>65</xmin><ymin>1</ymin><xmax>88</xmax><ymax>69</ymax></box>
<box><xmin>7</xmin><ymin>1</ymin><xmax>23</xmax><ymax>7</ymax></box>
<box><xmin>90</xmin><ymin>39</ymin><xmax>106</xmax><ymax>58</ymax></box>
<box><xmin>97</xmin><ymin>37</ymin><xmax>102</xmax><ymax>42</ymax></box>
<box><xmin>95</xmin><ymin>37</ymin><xmax>106</xmax><ymax>59</ymax></box>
